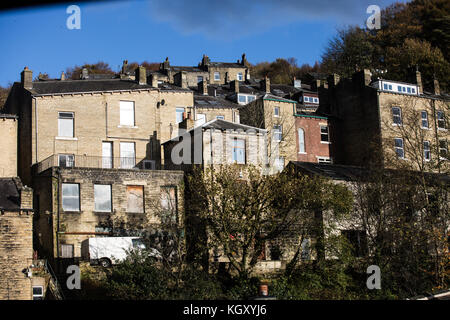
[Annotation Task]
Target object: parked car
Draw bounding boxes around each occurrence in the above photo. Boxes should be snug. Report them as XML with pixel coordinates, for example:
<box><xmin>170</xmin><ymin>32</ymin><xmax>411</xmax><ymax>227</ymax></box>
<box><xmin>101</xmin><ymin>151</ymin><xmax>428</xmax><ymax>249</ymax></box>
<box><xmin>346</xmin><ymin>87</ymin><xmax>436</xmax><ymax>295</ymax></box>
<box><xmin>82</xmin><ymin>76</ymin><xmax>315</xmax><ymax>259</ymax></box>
<box><xmin>82</xmin><ymin>236</ymin><xmax>162</xmax><ymax>267</ymax></box>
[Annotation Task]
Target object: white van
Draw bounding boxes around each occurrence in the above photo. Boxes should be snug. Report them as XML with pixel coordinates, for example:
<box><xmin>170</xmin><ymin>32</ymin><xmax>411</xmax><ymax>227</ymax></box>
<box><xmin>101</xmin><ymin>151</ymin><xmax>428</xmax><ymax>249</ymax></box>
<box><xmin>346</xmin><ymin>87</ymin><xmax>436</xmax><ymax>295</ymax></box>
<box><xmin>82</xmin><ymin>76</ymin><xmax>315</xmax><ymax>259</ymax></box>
<box><xmin>82</xmin><ymin>237</ymin><xmax>161</xmax><ymax>267</ymax></box>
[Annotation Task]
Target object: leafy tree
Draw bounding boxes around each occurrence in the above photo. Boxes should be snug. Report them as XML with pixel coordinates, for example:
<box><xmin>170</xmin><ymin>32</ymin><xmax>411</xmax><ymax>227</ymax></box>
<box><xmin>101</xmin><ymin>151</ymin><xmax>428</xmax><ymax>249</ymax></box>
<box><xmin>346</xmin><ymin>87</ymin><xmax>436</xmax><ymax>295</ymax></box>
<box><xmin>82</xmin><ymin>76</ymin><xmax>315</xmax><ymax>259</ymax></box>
<box><xmin>65</xmin><ymin>61</ymin><xmax>115</xmax><ymax>79</ymax></box>
<box><xmin>0</xmin><ymin>84</ymin><xmax>12</xmax><ymax>110</ymax></box>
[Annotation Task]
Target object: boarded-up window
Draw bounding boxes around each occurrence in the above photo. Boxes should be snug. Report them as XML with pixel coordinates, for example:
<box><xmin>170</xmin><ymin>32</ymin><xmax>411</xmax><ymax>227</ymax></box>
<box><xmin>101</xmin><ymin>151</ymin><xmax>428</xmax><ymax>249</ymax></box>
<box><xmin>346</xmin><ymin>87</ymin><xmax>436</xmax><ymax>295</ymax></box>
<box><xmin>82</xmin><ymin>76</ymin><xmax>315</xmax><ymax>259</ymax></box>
<box><xmin>126</xmin><ymin>185</ymin><xmax>144</xmax><ymax>213</ymax></box>
<box><xmin>60</xmin><ymin>244</ymin><xmax>74</xmax><ymax>258</ymax></box>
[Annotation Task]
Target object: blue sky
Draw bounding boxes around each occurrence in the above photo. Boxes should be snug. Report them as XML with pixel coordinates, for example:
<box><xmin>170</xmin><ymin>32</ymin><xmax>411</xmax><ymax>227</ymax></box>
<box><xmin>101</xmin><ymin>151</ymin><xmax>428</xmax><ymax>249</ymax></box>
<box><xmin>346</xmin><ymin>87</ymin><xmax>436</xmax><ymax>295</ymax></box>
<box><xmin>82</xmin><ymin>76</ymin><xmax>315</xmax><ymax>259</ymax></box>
<box><xmin>0</xmin><ymin>0</ymin><xmax>407</xmax><ymax>87</ymax></box>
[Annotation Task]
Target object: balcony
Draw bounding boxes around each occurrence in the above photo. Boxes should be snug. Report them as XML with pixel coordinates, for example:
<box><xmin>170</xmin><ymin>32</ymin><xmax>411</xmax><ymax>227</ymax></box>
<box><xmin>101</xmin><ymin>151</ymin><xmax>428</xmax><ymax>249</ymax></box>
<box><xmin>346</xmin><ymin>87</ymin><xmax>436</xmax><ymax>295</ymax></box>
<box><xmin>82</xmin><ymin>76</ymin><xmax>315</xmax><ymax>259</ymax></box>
<box><xmin>34</xmin><ymin>154</ymin><xmax>159</xmax><ymax>174</ymax></box>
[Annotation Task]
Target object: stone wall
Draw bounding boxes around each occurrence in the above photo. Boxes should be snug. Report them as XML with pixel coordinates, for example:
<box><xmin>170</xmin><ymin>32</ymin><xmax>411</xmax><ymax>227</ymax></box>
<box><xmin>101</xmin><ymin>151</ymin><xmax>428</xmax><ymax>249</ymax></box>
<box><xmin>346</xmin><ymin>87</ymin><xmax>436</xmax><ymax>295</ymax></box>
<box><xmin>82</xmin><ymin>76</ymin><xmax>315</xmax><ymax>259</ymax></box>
<box><xmin>0</xmin><ymin>211</ymin><xmax>34</xmax><ymax>300</ymax></box>
<box><xmin>0</xmin><ymin>116</ymin><xmax>18</xmax><ymax>177</ymax></box>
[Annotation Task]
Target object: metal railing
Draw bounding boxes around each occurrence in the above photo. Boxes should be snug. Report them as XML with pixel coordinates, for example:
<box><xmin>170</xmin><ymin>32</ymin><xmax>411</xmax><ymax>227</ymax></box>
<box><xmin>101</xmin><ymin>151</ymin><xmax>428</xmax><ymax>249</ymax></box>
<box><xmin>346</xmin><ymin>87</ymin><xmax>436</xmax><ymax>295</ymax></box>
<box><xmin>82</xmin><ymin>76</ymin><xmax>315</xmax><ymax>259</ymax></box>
<box><xmin>32</xmin><ymin>259</ymin><xmax>65</xmax><ymax>300</ymax></box>
<box><xmin>35</xmin><ymin>154</ymin><xmax>159</xmax><ymax>174</ymax></box>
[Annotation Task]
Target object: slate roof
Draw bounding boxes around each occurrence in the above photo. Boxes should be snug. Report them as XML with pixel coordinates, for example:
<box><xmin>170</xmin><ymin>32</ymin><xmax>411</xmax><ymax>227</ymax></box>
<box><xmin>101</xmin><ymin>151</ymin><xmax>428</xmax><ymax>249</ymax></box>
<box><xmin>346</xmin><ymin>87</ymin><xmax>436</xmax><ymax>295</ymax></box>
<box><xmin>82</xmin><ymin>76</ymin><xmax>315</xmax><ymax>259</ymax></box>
<box><xmin>27</xmin><ymin>79</ymin><xmax>189</xmax><ymax>95</ymax></box>
<box><xmin>194</xmin><ymin>94</ymin><xmax>240</xmax><ymax>109</ymax></box>
<box><xmin>201</xmin><ymin>119</ymin><xmax>266</xmax><ymax>133</ymax></box>
<box><xmin>287</xmin><ymin>161</ymin><xmax>450</xmax><ymax>185</ymax></box>
<box><xmin>168</xmin><ymin>66</ymin><xmax>207</xmax><ymax>73</ymax></box>
<box><xmin>0</xmin><ymin>178</ymin><xmax>21</xmax><ymax>211</ymax></box>
<box><xmin>0</xmin><ymin>113</ymin><xmax>18</xmax><ymax>119</ymax></box>
<box><xmin>209</xmin><ymin>62</ymin><xmax>246</xmax><ymax>68</ymax></box>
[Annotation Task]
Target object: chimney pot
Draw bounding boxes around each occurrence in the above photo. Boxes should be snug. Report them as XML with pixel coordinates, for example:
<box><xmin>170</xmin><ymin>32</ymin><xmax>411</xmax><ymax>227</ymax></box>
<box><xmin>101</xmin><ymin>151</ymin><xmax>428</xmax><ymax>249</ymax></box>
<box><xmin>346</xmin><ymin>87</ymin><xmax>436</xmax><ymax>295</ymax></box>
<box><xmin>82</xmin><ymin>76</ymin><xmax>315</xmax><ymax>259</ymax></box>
<box><xmin>433</xmin><ymin>78</ymin><xmax>440</xmax><ymax>95</ymax></box>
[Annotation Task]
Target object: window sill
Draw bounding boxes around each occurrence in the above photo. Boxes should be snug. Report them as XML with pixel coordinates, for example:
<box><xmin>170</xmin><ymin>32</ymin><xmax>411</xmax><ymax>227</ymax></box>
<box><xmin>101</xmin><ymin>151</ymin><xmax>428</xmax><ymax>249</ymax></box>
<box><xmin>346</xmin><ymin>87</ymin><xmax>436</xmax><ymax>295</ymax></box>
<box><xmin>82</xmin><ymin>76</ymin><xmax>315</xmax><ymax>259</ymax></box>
<box><xmin>62</xmin><ymin>210</ymin><xmax>81</xmax><ymax>214</ymax></box>
<box><xmin>118</xmin><ymin>125</ymin><xmax>138</xmax><ymax>129</ymax></box>
<box><xmin>56</xmin><ymin>137</ymin><xmax>78</xmax><ymax>141</ymax></box>
<box><xmin>298</xmin><ymin>152</ymin><xmax>307</xmax><ymax>155</ymax></box>
<box><xmin>421</xmin><ymin>127</ymin><xmax>431</xmax><ymax>130</ymax></box>
<box><xmin>320</xmin><ymin>141</ymin><xmax>331</xmax><ymax>144</ymax></box>
<box><xmin>437</xmin><ymin>128</ymin><xmax>447</xmax><ymax>132</ymax></box>
<box><xmin>93</xmin><ymin>211</ymin><xmax>112</xmax><ymax>214</ymax></box>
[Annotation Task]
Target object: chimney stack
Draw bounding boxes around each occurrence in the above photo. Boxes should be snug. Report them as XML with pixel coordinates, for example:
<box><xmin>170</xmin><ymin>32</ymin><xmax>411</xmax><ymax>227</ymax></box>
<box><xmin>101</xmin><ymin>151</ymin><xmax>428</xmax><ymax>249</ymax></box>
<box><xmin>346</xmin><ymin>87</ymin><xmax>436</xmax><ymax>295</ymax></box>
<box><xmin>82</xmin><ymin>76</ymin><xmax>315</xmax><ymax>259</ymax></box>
<box><xmin>231</xmin><ymin>80</ymin><xmax>239</xmax><ymax>94</ymax></box>
<box><xmin>241</xmin><ymin>53</ymin><xmax>248</xmax><ymax>66</ymax></box>
<box><xmin>121</xmin><ymin>60</ymin><xmax>128</xmax><ymax>74</ymax></box>
<box><xmin>135</xmin><ymin>66</ymin><xmax>147</xmax><ymax>85</ymax></box>
<box><xmin>293</xmin><ymin>77</ymin><xmax>301</xmax><ymax>88</ymax></box>
<box><xmin>20</xmin><ymin>186</ymin><xmax>33</xmax><ymax>210</ymax></box>
<box><xmin>261</xmin><ymin>76</ymin><xmax>270</xmax><ymax>93</ymax></box>
<box><xmin>198</xmin><ymin>80</ymin><xmax>208</xmax><ymax>95</ymax></box>
<box><xmin>21</xmin><ymin>67</ymin><xmax>33</xmax><ymax>89</ymax></box>
<box><xmin>433</xmin><ymin>78</ymin><xmax>440</xmax><ymax>95</ymax></box>
<box><xmin>415</xmin><ymin>67</ymin><xmax>422</xmax><ymax>94</ymax></box>
<box><xmin>150</xmin><ymin>74</ymin><xmax>158</xmax><ymax>88</ymax></box>
<box><xmin>174</xmin><ymin>71</ymin><xmax>188</xmax><ymax>89</ymax></box>
<box><xmin>327</xmin><ymin>73</ymin><xmax>340</xmax><ymax>87</ymax></box>
<box><xmin>61</xmin><ymin>71</ymin><xmax>66</xmax><ymax>81</ymax></box>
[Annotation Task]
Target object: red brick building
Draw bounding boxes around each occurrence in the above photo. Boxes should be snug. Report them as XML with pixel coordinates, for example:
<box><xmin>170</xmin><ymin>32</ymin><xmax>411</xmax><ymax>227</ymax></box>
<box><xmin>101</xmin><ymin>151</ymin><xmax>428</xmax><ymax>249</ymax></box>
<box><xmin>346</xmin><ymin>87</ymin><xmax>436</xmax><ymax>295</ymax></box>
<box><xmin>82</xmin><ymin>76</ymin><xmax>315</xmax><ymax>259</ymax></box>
<box><xmin>295</xmin><ymin>114</ymin><xmax>333</xmax><ymax>164</ymax></box>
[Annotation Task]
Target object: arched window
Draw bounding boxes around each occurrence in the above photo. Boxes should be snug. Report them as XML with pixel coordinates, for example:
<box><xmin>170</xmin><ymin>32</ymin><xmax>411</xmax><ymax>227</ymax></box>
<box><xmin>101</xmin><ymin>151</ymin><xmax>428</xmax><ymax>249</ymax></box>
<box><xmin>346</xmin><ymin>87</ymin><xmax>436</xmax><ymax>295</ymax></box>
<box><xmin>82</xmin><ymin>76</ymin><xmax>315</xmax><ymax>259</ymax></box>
<box><xmin>298</xmin><ymin>128</ymin><xmax>305</xmax><ymax>153</ymax></box>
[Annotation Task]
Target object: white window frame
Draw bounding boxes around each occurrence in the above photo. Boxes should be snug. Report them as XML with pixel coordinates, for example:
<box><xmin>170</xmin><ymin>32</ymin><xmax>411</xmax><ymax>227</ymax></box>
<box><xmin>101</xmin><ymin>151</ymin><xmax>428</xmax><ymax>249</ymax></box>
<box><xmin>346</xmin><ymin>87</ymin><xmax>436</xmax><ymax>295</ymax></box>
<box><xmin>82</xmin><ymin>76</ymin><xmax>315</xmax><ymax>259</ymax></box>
<box><xmin>94</xmin><ymin>184</ymin><xmax>112</xmax><ymax>212</ymax></box>
<box><xmin>392</xmin><ymin>107</ymin><xmax>402</xmax><ymax>125</ymax></box>
<box><xmin>298</xmin><ymin>128</ymin><xmax>306</xmax><ymax>154</ymax></box>
<box><xmin>437</xmin><ymin>111</ymin><xmax>446</xmax><ymax>130</ymax></box>
<box><xmin>394</xmin><ymin>138</ymin><xmax>405</xmax><ymax>159</ymax></box>
<box><xmin>60</xmin><ymin>244</ymin><xmax>74</xmax><ymax>258</ymax></box>
<box><xmin>58</xmin><ymin>112</ymin><xmax>74</xmax><ymax>138</ymax></box>
<box><xmin>423</xmin><ymin>141</ymin><xmax>431</xmax><ymax>161</ymax></box>
<box><xmin>32</xmin><ymin>286</ymin><xmax>44</xmax><ymax>300</ymax></box>
<box><xmin>216</xmin><ymin>115</ymin><xmax>224</xmax><ymax>120</ymax></box>
<box><xmin>120</xmin><ymin>142</ymin><xmax>136</xmax><ymax>169</ymax></box>
<box><xmin>119</xmin><ymin>101</ymin><xmax>135</xmax><ymax>127</ymax></box>
<box><xmin>320</xmin><ymin>125</ymin><xmax>330</xmax><ymax>143</ymax></box>
<box><xmin>273</xmin><ymin>125</ymin><xmax>282</xmax><ymax>142</ymax></box>
<box><xmin>62</xmin><ymin>183</ymin><xmax>80</xmax><ymax>212</ymax></box>
<box><xmin>176</xmin><ymin>107</ymin><xmax>185</xmax><ymax>124</ymax></box>
<box><xmin>237</xmin><ymin>73</ymin><xmax>243</xmax><ymax>81</ymax></box>
<box><xmin>317</xmin><ymin>157</ymin><xmax>332</xmax><ymax>164</ymax></box>
<box><xmin>274</xmin><ymin>107</ymin><xmax>280</xmax><ymax>117</ymax></box>
<box><xmin>232</xmin><ymin>138</ymin><xmax>246</xmax><ymax>164</ymax></box>
<box><xmin>102</xmin><ymin>141</ymin><xmax>113</xmax><ymax>169</ymax></box>
<box><xmin>421</xmin><ymin>111</ymin><xmax>429</xmax><ymax>129</ymax></box>
<box><xmin>214</xmin><ymin>72</ymin><xmax>220</xmax><ymax>81</ymax></box>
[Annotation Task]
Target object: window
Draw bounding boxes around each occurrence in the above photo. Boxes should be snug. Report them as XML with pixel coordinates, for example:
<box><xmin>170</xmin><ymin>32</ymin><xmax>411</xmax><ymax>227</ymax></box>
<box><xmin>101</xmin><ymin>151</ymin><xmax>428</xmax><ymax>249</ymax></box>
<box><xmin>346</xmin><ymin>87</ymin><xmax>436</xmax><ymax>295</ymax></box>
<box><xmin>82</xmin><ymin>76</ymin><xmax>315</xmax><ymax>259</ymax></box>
<box><xmin>143</xmin><ymin>160</ymin><xmax>155</xmax><ymax>170</ymax></box>
<box><xmin>94</xmin><ymin>184</ymin><xmax>112</xmax><ymax>212</ymax></box>
<box><xmin>397</xmin><ymin>85</ymin><xmax>402</xmax><ymax>92</ymax></box>
<box><xmin>195</xmin><ymin>113</ymin><xmax>206</xmax><ymax>127</ymax></box>
<box><xmin>120</xmin><ymin>142</ymin><xmax>135</xmax><ymax>169</ymax></box>
<box><xmin>392</xmin><ymin>107</ymin><xmax>402</xmax><ymax>125</ymax></box>
<box><xmin>424</xmin><ymin>141</ymin><xmax>431</xmax><ymax>161</ymax></box>
<box><xmin>238</xmin><ymin>95</ymin><xmax>246</xmax><ymax>103</ymax></box>
<box><xmin>216</xmin><ymin>115</ymin><xmax>224</xmax><ymax>120</ymax></box>
<box><xmin>298</xmin><ymin>128</ymin><xmax>305</xmax><ymax>153</ymax></box>
<box><xmin>320</xmin><ymin>125</ymin><xmax>329</xmax><ymax>142</ymax></box>
<box><xmin>301</xmin><ymin>238</ymin><xmax>311</xmax><ymax>260</ymax></box>
<box><xmin>274</xmin><ymin>107</ymin><xmax>280</xmax><ymax>117</ymax></box>
<box><xmin>214</xmin><ymin>72</ymin><xmax>220</xmax><ymax>81</ymax></box>
<box><xmin>342</xmin><ymin>230</ymin><xmax>367</xmax><ymax>257</ymax></box>
<box><xmin>60</xmin><ymin>244</ymin><xmax>74</xmax><ymax>258</ymax></box>
<box><xmin>313</xmin><ymin>98</ymin><xmax>319</xmax><ymax>103</ymax></box>
<box><xmin>437</xmin><ymin>111</ymin><xmax>446</xmax><ymax>129</ymax></box>
<box><xmin>120</xmin><ymin>101</ymin><xmax>135</xmax><ymax>126</ymax></box>
<box><xmin>394</xmin><ymin>138</ymin><xmax>404</xmax><ymax>159</ymax></box>
<box><xmin>421</xmin><ymin>111</ymin><xmax>429</xmax><ymax>129</ymax></box>
<box><xmin>247</xmin><ymin>95</ymin><xmax>255</xmax><ymax>103</ymax></box>
<box><xmin>237</xmin><ymin>94</ymin><xmax>256</xmax><ymax>105</ymax></box>
<box><xmin>58</xmin><ymin>154</ymin><xmax>74</xmax><ymax>168</ymax></box>
<box><xmin>439</xmin><ymin>140</ymin><xmax>448</xmax><ymax>159</ymax></box>
<box><xmin>232</xmin><ymin>138</ymin><xmax>245</xmax><ymax>164</ymax></box>
<box><xmin>318</xmin><ymin>157</ymin><xmax>332</xmax><ymax>164</ymax></box>
<box><xmin>176</xmin><ymin>107</ymin><xmax>185</xmax><ymax>124</ymax></box>
<box><xmin>32</xmin><ymin>286</ymin><xmax>44</xmax><ymax>300</ymax></box>
<box><xmin>275</xmin><ymin>157</ymin><xmax>285</xmax><ymax>171</ymax></box>
<box><xmin>412</xmin><ymin>88</ymin><xmax>416</xmax><ymax>93</ymax></box>
<box><xmin>58</xmin><ymin>112</ymin><xmax>74</xmax><ymax>137</ymax></box>
<box><xmin>62</xmin><ymin>183</ymin><xmax>79</xmax><ymax>211</ymax></box>
<box><xmin>273</xmin><ymin>125</ymin><xmax>282</xmax><ymax>142</ymax></box>
<box><xmin>237</xmin><ymin>73</ymin><xmax>243</xmax><ymax>81</ymax></box>
<box><xmin>197</xmin><ymin>76</ymin><xmax>203</xmax><ymax>83</ymax></box>
<box><xmin>102</xmin><ymin>142</ymin><xmax>113</xmax><ymax>169</ymax></box>
<box><xmin>126</xmin><ymin>185</ymin><xmax>144</xmax><ymax>213</ymax></box>
<box><xmin>407</xmin><ymin>87</ymin><xmax>411</xmax><ymax>93</ymax></box>
<box><xmin>160</xmin><ymin>186</ymin><xmax>178</xmax><ymax>223</ymax></box>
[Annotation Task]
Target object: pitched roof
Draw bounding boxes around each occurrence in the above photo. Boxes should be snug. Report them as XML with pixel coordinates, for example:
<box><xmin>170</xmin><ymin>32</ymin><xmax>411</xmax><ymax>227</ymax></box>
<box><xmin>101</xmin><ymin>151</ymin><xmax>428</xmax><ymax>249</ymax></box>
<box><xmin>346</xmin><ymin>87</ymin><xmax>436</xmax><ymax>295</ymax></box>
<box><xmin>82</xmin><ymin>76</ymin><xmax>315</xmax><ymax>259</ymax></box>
<box><xmin>194</xmin><ymin>94</ymin><xmax>240</xmax><ymax>109</ymax></box>
<box><xmin>28</xmin><ymin>79</ymin><xmax>189</xmax><ymax>95</ymax></box>
<box><xmin>0</xmin><ymin>178</ymin><xmax>21</xmax><ymax>210</ymax></box>
<box><xmin>201</xmin><ymin>118</ymin><xmax>266</xmax><ymax>133</ymax></box>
